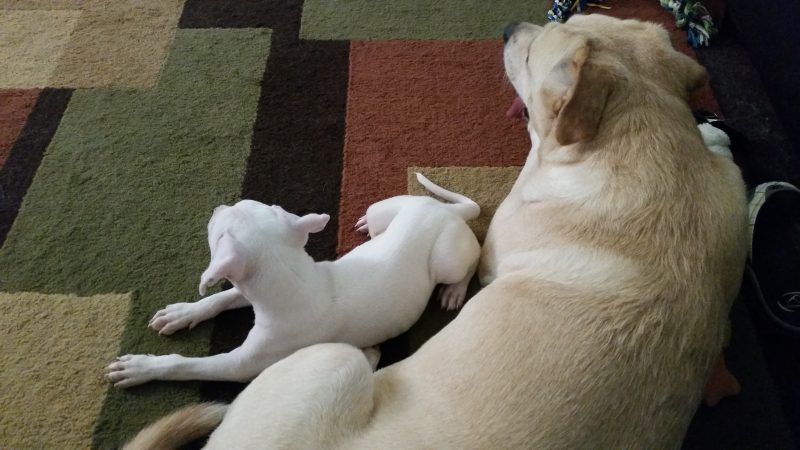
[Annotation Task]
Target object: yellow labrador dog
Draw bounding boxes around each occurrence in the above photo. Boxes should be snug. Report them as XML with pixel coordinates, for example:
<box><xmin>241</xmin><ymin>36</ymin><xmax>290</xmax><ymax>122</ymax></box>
<box><xmin>126</xmin><ymin>14</ymin><xmax>747</xmax><ymax>450</ymax></box>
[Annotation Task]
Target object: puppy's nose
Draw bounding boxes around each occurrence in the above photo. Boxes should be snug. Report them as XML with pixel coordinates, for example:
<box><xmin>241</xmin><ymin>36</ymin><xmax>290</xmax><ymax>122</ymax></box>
<box><xmin>503</xmin><ymin>22</ymin><xmax>520</xmax><ymax>44</ymax></box>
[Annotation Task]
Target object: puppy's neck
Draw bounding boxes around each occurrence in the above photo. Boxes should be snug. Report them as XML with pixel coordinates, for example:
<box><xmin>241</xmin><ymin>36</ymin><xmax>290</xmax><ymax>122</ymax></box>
<box><xmin>240</xmin><ymin>245</ymin><xmax>325</xmax><ymax>320</ymax></box>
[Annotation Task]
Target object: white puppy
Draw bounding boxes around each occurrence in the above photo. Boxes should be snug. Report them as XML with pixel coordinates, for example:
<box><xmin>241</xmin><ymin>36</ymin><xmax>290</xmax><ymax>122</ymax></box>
<box><xmin>106</xmin><ymin>173</ymin><xmax>480</xmax><ymax>387</ymax></box>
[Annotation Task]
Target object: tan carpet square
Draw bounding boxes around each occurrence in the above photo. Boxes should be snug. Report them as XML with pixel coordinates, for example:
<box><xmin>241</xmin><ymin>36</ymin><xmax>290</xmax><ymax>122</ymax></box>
<box><xmin>0</xmin><ymin>0</ymin><xmax>78</xmax><ymax>10</ymax></box>
<box><xmin>49</xmin><ymin>1</ymin><xmax>185</xmax><ymax>89</ymax></box>
<box><xmin>0</xmin><ymin>291</ymin><xmax>133</xmax><ymax>448</ymax></box>
<box><xmin>0</xmin><ymin>10</ymin><xmax>81</xmax><ymax>88</ymax></box>
<box><xmin>0</xmin><ymin>1</ymin><xmax>185</xmax><ymax>88</ymax></box>
<box><xmin>408</xmin><ymin>166</ymin><xmax>521</xmax><ymax>242</ymax></box>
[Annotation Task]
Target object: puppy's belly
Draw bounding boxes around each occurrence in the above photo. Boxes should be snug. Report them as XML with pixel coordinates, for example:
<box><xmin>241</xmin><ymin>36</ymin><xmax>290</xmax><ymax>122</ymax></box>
<box><xmin>330</xmin><ymin>259</ymin><xmax>435</xmax><ymax>347</ymax></box>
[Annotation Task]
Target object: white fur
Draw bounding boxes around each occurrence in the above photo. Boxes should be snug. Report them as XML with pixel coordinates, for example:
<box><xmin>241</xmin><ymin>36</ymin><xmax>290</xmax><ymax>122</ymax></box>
<box><xmin>698</xmin><ymin>122</ymin><xmax>733</xmax><ymax>158</ymax></box>
<box><xmin>106</xmin><ymin>174</ymin><xmax>480</xmax><ymax>387</ymax></box>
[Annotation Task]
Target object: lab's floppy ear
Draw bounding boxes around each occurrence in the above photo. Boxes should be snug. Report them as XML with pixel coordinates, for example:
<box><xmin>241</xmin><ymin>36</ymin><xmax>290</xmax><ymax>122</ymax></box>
<box><xmin>199</xmin><ymin>232</ymin><xmax>247</xmax><ymax>295</ymax></box>
<box><xmin>550</xmin><ymin>41</ymin><xmax>613</xmax><ymax>146</ymax></box>
<box><xmin>674</xmin><ymin>50</ymin><xmax>708</xmax><ymax>94</ymax></box>
<box><xmin>505</xmin><ymin>22</ymin><xmax>544</xmax><ymax>44</ymax></box>
<box><xmin>293</xmin><ymin>213</ymin><xmax>330</xmax><ymax>235</ymax></box>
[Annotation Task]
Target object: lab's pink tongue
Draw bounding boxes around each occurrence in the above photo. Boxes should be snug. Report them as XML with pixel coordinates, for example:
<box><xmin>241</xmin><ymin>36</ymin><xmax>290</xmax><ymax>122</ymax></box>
<box><xmin>506</xmin><ymin>96</ymin><xmax>526</xmax><ymax>119</ymax></box>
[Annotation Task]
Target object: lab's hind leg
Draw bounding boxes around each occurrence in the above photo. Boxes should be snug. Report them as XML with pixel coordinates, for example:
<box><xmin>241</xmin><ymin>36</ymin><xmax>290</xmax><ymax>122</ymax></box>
<box><xmin>206</xmin><ymin>343</ymin><xmax>375</xmax><ymax>449</ymax></box>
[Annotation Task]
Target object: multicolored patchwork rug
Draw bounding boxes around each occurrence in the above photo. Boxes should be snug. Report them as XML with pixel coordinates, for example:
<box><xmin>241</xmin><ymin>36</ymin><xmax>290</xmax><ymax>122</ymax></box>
<box><xmin>0</xmin><ymin>1</ymin><xmax>792</xmax><ymax>448</ymax></box>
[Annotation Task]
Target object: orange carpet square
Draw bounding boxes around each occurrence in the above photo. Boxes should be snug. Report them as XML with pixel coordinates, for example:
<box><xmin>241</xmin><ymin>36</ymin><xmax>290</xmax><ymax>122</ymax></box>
<box><xmin>339</xmin><ymin>40</ymin><xmax>529</xmax><ymax>253</ymax></box>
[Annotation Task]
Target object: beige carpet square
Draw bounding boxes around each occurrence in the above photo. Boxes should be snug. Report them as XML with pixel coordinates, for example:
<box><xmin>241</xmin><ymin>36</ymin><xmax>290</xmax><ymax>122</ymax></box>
<box><xmin>0</xmin><ymin>10</ymin><xmax>81</xmax><ymax>88</ymax></box>
<box><xmin>49</xmin><ymin>1</ymin><xmax>185</xmax><ymax>88</ymax></box>
<box><xmin>408</xmin><ymin>166</ymin><xmax>521</xmax><ymax>242</ymax></box>
<box><xmin>0</xmin><ymin>291</ymin><xmax>133</xmax><ymax>448</ymax></box>
<box><xmin>0</xmin><ymin>1</ymin><xmax>78</xmax><ymax>10</ymax></box>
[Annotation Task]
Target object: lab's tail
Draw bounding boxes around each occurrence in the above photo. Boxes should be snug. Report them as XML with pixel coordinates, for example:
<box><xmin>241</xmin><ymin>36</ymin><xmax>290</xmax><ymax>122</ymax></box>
<box><xmin>415</xmin><ymin>172</ymin><xmax>480</xmax><ymax>220</ymax></box>
<box><xmin>122</xmin><ymin>402</ymin><xmax>228</xmax><ymax>450</ymax></box>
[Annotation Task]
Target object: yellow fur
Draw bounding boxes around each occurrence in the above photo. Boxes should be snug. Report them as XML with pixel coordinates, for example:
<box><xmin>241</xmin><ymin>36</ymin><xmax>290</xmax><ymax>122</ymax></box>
<box><xmin>127</xmin><ymin>15</ymin><xmax>748</xmax><ymax>449</ymax></box>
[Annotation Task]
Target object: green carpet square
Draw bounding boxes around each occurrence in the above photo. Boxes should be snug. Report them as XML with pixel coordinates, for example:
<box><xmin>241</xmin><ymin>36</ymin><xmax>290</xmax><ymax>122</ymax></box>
<box><xmin>301</xmin><ymin>0</ymin><xmax>549</xmax><ymax>40</ymax></box>
<box><xmin>0</xmin><ymin>27</ymin><xmax>271</xmax><ymax>446</ymax></box>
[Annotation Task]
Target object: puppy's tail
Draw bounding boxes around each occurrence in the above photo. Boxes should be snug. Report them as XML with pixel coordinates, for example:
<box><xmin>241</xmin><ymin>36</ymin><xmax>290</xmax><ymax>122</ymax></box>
<box><xmin>415</xmin><ymin>172</ymin><xmax>480</xmax><ymax>220</ymax></box>
<box><xmin>123</xmin><ymin>402</ymin><xmax>228</xmax><ymax>450</ymax></box>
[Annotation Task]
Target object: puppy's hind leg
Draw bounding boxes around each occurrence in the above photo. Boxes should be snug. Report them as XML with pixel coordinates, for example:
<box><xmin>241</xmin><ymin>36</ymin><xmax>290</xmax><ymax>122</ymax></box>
<box><xmin>355</xmin><ymin>195</ymin><xmax>413</xmax><ymax>238</ymax></box>
<box><xmin>206</xmin><ymin>343</ymin><xmax>375</xmax><ymax>449</ymax></box>
<box><xmin>431</xmin><ymin>222</ymin><xmax>481</xmax><ymax>310</ymax></box>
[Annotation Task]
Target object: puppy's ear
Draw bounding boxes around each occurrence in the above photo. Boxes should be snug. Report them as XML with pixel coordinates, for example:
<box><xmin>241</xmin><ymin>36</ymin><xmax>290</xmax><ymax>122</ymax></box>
<box><xmin>199</xmin><ymin>232</ymin><xmax>246</xmax><ymax>295</ymax></box>
<box><xmin>293</xmin><ymin>213</ymin><xmax>330</xmax><ymax>235</ymax></box>
<box><xmin>548</xmin><ymin>41</ymin><xmax>613</xmax><ymax>146</ymax></box>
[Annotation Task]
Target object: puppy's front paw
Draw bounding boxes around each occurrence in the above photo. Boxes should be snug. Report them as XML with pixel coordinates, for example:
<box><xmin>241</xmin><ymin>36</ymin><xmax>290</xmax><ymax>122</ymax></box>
<box><xmin>149</xmin><ymin>302</ymin><xmax>210</xmax><ymax>335</ymax></box>
<box><xmin>105</xmin><ymin>354</ymin><xmax>170</xmax><ymax>388</ymax></box>
<box><xmin>439</xmin><ymin>283</ymin><xmax>468</xmax><ymax>311</ymax></box>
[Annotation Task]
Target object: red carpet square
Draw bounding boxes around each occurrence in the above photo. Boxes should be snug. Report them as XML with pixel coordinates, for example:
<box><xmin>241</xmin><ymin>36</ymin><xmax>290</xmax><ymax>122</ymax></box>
<box><xmin>339</xmin><ymin>39</ymin><xmax>530</xmax><ymax>253</ymax></box>
<box><xmin>0</xmin><ymin>89</ymin><xmax>39</xmax><ymax>167</ymax></box>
